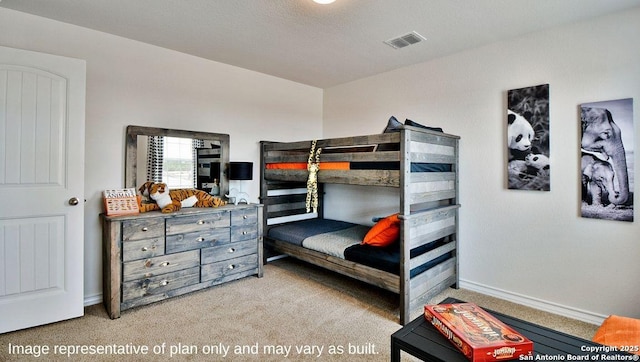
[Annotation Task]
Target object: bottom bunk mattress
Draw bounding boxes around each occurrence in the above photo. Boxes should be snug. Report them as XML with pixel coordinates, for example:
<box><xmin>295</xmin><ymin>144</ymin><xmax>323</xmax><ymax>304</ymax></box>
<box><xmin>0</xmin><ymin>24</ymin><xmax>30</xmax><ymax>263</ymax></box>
<box><xmin>267</xmin><ymin>218</ymin><xmax>452</xmax><ymax>278</ymax></box>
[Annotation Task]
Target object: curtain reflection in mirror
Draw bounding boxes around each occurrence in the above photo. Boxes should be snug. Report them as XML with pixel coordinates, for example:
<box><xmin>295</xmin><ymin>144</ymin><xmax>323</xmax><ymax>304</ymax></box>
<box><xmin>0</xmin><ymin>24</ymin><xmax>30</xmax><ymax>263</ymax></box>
<box><xmin>147</xmin><ymin>135</ymin><xmax>164</xmax><ymax>183</ymax></box>
<box><xmin>192</xmin><ymin>139</ymin><xmax>205</xmax><ymax>187</ymax></box>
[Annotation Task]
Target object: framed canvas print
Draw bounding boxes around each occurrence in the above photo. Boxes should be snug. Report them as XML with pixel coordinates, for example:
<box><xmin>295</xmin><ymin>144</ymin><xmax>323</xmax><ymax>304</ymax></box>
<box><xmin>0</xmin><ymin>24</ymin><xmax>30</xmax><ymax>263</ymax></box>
<box><xmin>507</xmin><ymin>84</ymin><xmax>550</xmax><ymax>191</ymax></box>
<box><xmin>580</xmin><ymin>98</ymin><xmax>634</xmax><ymax>222</ymax></box>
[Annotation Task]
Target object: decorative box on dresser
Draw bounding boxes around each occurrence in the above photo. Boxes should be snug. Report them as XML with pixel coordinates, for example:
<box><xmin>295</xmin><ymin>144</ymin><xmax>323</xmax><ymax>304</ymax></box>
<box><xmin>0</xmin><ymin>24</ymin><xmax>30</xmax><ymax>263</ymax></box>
<box><xmin>101</xmin><ymin>204</ymin><xmax>263</xmax><ymax>319</ymax></box>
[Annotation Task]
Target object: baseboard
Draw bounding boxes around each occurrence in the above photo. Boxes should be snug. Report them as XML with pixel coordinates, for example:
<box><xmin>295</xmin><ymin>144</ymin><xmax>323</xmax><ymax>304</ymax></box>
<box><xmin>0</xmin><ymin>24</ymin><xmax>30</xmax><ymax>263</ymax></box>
<box><xmin>459</xmin><ymin>279</ymin><xmax>607</xmax><ymax>326</ymax></box>
<box><xmin>84</xmin><ymin>293</ymin><xmax>102</xmax><ymax>307</ymax></box>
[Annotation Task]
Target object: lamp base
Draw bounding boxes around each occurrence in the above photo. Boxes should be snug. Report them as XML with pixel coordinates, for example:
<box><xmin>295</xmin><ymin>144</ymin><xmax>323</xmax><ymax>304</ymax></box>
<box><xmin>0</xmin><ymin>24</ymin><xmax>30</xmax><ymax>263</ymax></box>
<box><xmin>234</xmin><ymin>192</ymin><xmax>251</xmax><ymax>205</ymax></box>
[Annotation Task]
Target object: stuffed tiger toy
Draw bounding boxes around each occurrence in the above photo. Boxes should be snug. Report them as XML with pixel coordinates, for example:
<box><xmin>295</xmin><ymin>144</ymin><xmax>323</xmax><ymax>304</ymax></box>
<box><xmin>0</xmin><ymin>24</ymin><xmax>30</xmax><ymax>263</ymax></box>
<box><xmin>137</xmin><ymin>181</ymin><xmax>161</xmax><ymax>213</ymax></box>
<box><xmin>139</xmin><ymin>182</ymin><xmax>226</xmax><ymax>213</ymax></box>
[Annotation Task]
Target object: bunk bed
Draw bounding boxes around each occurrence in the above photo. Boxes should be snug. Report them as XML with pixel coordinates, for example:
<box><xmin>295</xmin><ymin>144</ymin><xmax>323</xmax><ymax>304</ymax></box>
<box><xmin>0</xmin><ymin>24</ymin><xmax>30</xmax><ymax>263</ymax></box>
<box><xmin>260</xmin><ymin>124</ymin><xmax>460</xmax><ymax>325</ymax></box>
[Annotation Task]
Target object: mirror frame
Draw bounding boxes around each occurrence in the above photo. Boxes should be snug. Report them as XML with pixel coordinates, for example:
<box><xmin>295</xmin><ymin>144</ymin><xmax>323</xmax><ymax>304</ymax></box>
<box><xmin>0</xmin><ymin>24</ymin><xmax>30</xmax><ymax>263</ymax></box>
<box><xmin>125</xmin><ymin>125</ymin><xmax>230</xmax><ymax>196</ymax></box>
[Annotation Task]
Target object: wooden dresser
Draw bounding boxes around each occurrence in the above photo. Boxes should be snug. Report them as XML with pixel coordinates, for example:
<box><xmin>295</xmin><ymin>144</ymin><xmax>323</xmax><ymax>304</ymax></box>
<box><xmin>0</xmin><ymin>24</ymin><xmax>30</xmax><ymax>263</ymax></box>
<box><xmin>101</xmin><ymin>204</ymin><xmax>263</xmax><ymax>319</ymax></box>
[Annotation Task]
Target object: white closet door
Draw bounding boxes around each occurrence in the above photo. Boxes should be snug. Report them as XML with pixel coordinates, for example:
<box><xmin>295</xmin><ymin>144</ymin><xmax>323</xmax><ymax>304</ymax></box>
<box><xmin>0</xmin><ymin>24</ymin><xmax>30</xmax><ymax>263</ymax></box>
<box><xmin>0</xmin><ymin>45</ymin><xmax>85</xmax><ymax>333</ymax></box>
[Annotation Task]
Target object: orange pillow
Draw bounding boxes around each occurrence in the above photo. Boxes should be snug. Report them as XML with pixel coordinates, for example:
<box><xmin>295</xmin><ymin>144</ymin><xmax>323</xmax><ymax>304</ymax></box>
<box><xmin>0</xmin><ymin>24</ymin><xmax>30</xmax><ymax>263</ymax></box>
<box><xmin>592</xmin><ymin>315</ymin><xmax>640</xmax><ymax>355</ymax></box>
<box><xmin>363</xmin><ymin>214</ymin><xmax>400</xmax><ymax>247</ymax></box>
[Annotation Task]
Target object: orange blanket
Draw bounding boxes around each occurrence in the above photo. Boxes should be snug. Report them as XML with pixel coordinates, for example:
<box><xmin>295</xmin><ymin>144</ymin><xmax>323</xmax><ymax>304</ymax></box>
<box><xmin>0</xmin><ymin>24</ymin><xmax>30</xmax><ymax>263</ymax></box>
<box><xmin>266</xmin><ymin>162</ymin><xmax>350</xmax><ymax>170</ymax></box>
<box><xmin>593</xmin><ymin>315</ymin><xmax>640</xmax><ymax>355</ymax></box>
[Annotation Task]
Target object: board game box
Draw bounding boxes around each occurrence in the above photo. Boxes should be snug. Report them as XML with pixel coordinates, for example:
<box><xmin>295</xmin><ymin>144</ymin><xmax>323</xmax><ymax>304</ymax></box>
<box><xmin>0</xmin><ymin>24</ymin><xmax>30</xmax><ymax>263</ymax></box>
<box><xmin>424</xmin><ymin>303</ymin><xmax>533</xmax><ymax>362</ymax></box>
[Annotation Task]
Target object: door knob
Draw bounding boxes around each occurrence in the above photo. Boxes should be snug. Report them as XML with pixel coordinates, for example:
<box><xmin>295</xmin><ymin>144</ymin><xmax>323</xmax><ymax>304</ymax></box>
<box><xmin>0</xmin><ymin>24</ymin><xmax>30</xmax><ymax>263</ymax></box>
<box><xmin>68</xmin><ymin>197</ymin><xmax>80</xmax><ymax>206</ymax></box>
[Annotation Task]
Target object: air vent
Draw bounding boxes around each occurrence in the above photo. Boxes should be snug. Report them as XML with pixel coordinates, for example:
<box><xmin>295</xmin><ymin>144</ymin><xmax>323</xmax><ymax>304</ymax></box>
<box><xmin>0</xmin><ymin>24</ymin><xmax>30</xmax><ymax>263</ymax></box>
<box><xmin>384</xmin><ymin>31</ymin><xmax>426</xmax><ymax>49</ymax></box>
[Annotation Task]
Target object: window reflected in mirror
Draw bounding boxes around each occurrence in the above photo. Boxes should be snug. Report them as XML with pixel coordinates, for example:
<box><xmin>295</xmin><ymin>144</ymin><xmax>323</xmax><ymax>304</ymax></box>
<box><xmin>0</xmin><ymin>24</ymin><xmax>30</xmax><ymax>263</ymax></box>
<box><xmin>164</xmin><ymin>137</ymin><xmax>195</xmax><ymax>188</ymax></box>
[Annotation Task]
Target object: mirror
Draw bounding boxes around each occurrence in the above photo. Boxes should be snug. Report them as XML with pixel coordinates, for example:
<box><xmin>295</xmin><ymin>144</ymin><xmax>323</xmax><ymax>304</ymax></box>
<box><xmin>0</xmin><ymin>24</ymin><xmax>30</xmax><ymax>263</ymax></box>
<box><xmin>125</xmin><ymin>125</ymin><xmax>230</xmax><ymax>197</ymax></box>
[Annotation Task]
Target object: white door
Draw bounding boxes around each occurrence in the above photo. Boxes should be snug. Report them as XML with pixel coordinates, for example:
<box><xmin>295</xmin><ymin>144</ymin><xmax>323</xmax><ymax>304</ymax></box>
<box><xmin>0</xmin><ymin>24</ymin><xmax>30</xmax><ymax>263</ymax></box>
<box><xmin>0</xmin><ymin>46</ymin><xmax>85</xmax><ymax>334</ymax></box>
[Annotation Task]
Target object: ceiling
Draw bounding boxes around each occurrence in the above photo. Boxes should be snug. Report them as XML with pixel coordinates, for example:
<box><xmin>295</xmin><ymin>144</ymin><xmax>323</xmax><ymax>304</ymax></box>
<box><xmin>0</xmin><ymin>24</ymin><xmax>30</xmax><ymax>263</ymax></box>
<box><xmin>2</xmin><ymin>0</ymin><xmax>640</xmax><ymax>88</ymax></box>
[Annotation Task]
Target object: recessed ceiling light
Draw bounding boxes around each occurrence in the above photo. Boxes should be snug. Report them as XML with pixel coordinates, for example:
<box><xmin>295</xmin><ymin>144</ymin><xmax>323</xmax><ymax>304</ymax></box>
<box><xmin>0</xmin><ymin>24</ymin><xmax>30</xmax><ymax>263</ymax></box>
<box><xmin>313</xmin><ymin>0</ymin><xmax>336</xmax><ymax>4</ymax></box>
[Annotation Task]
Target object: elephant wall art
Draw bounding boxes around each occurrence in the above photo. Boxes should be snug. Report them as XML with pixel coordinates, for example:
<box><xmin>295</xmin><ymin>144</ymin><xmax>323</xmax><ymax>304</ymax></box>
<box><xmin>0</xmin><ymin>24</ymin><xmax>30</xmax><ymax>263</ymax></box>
<box><xmin>580</xmin><ymin>98</ymin><xmax>634</xmax><ymax>222</ymax></box>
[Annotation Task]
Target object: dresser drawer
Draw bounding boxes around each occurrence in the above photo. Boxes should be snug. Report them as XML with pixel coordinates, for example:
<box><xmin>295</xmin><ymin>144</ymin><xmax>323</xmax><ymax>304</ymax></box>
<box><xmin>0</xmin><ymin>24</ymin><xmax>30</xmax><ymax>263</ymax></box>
<box><xmin>201</xmin><ymin>239</ymin><xmax>257</xmax><ymax>264</ymax></box>
<box><xmin>122</xmin><ymin>250</ymin><xmax>200</xmax><ymax>282</ymax></box>
<box><xmin>166</xmin><ymin>210</ymin><xmax>230</xmax><ymax>235</ymax></box>
<box><xmin>231</xmin><ymin>224</ymin><xmax>258</xmax><ymax>242</ymax></box>
<box><xmin>232</xmin><ymin>208</ymin><xmax>257</xmax><ymax>226</ymax></box>
<box><xmin>122</xmin><ymin>219</ymin><xmax>164</xmax><ymax>241</ymax></box>
<box><xmin>201</xmin><ymin>254</ymin><xmax>258</xmax><ymax>283</ymax></box>
<box><xmin>123</xmin><ymin>237</ymin><xmax>164</xmax><ymax>262</ymax></box>
<box><xmin>166</xmin><ymin>227</ymin><xmax>231</xmax><ymax>253</ymax></box>
<box><xmin>122</xmin><ymin>266</ymin><xmax>200</xmax><ymax>302</ymax></box>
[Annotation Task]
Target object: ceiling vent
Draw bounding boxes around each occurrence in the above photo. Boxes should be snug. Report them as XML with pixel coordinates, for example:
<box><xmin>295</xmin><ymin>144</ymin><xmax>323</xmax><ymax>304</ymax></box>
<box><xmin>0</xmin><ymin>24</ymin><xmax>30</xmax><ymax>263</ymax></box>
<box><xmin>384</xmin><ymin>31</ymin><xmax>426</xmax><ymax>49</ymax></box>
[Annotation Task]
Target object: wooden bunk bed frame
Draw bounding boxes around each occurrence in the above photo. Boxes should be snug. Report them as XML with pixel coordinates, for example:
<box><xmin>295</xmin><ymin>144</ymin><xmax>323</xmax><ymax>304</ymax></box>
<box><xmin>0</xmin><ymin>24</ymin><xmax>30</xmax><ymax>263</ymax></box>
<box><xmin>260</xmin><ymin>126</ymin><xmax>460</xmax><ymax>325</ymax></box>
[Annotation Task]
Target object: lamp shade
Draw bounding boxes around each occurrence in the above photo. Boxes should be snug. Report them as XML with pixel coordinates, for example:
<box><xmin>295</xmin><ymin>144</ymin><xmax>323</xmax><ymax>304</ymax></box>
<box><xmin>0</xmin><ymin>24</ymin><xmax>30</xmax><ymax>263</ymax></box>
<box><xmin>229</xmin><ymin>162</ymin><xmax>253</xmax><ymax>180</ymax></box>
<box><xmin>209</xmin><ymin>162</ymin><xmax>221</xmax><ymax>181</ymax></box>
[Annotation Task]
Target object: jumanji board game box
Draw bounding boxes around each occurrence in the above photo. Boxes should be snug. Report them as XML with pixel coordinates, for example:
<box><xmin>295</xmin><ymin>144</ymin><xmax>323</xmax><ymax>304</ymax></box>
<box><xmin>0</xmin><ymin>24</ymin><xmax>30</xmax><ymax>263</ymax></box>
<box><xmin>424</xmin><ymin>303</ymin><xmax>533</xmax><ymax>361</ymax></box>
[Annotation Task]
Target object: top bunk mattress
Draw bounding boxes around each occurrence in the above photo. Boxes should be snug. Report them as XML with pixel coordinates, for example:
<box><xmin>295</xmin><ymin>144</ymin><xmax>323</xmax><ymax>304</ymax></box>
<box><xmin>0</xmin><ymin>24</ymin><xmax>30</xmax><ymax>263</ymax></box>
<box><xmin>262</xmin><ymin>124</ymin><xmax>458</xmax><ymax>189</ymax></box>
<box><xmin>265</xmin><ymin>162</ymin><xmax>451</xmax><ymax>172</ymax></box>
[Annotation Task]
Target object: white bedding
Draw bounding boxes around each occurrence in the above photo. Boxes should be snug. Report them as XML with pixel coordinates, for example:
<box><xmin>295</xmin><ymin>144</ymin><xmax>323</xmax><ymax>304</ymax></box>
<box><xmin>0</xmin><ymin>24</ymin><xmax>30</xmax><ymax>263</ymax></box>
<box><xmin>301</xmin><ymin>225</ymin><xmax>369</xmax><ymax>259</ymax></box>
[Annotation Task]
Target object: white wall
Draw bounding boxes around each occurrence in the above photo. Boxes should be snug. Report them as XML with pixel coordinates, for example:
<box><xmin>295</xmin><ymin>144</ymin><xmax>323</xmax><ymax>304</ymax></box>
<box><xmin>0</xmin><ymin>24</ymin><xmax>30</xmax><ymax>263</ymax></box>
<box><xmin>323</xmin><ymin>9</ymin><xmax>640</xmax><ymax>322</ymax></box>
<box><xmin>0</xmin><ymin>8</ymin><xmax>323</xmax><ymax>304</ymax></box>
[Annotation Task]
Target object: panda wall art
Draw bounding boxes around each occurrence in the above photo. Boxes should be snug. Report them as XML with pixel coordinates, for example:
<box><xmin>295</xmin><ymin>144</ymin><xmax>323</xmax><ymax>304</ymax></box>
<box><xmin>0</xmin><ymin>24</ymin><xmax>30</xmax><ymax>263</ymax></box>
<box><xmin>507</xmin><ymin>84</ymin><xmax>550</xmax><ymax>191</ymax></box>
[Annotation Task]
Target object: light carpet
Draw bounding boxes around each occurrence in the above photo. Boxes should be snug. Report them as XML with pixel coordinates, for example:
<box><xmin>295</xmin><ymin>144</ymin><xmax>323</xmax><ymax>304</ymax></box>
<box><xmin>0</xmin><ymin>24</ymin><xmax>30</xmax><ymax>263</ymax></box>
<box><xmin>0</xmin><ymin>257</ymin><xmax>598</xmax><ymax>361</ymax></box>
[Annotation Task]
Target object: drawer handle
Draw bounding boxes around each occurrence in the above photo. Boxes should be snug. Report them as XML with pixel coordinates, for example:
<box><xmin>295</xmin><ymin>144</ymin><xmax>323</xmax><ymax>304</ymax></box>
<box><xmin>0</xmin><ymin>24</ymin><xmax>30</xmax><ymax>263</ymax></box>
<box><xmin>141</xmin><ymin>246</ymin><xmax>149</xmax><ymax>251</ymax></box>
<box><xmin>196</xmin><ymin>237</ymin><xmax>205</xmax><ymax>242</ymax></box>
<box><xmin>160</xmin><ymin>280</ymin><xmax>170</xmax><ymax>286</ymax></box>
<box><xmin>141</xmin><ymin>227</ymin><xmax>149</xmax><ymax>232</ymax></box>
<box><xmin>159</xmin><ymin>261</ymin><xmax>171</xmax><ymax>267</ymax></box>
<box><xmin>228</xmin><ymin>264</ymin><xmax>235</xmax><ymax>270</ymax></box>
<box><xmin>228</xmin><ymin>248</ymin><xmax>235</xmax><ymax>253</ymax></box>
<box><xmin>196</xmin><ymin>220</ymin><xmax>205</xmax><ymax>225</ymax></box>
<box><xmin>242</xmin><ymin>231</ymin><xmax>248</xmax><ymax>235</ymax></box>
<box><xmin>243</xmin><ymin>215</ymin><xmax>248</xmax><ymax>219</ymax></box>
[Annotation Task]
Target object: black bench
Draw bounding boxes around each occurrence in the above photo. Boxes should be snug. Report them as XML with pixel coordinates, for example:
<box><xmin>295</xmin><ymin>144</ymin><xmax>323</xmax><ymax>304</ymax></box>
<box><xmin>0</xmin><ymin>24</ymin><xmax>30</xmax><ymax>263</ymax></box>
<box><xmin>391</xmin><ymin>297</ymin><xmax>632</xmax><ymax>361</ymax></box>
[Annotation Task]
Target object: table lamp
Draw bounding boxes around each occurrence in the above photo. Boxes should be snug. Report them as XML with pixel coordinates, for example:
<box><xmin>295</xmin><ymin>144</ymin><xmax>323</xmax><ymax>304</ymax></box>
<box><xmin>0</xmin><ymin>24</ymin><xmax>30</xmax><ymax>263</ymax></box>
<box><xmin>228</xmin><ymin>162</ymin><xmax>253</xmax><ymax>204</ymax></box>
